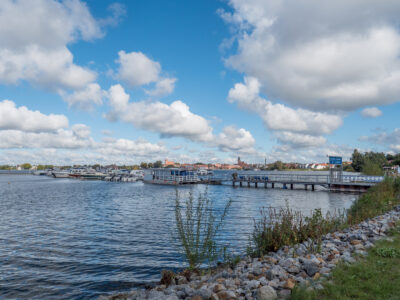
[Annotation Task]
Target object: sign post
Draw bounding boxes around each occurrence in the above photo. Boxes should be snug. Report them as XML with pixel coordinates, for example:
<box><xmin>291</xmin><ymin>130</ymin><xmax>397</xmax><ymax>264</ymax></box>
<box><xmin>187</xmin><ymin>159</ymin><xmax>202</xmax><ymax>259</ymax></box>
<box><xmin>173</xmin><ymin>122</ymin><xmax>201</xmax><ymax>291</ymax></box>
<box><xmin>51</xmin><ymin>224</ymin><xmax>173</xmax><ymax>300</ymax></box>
<box><xmin>329</xmin><ymin>156</ymin><xmax>343</xmax><ymax>183</ymax></box>
<box><xmin>329</xmin><ymin>156</ymin><xmax>342</xmax><ymax>165</ymax></box>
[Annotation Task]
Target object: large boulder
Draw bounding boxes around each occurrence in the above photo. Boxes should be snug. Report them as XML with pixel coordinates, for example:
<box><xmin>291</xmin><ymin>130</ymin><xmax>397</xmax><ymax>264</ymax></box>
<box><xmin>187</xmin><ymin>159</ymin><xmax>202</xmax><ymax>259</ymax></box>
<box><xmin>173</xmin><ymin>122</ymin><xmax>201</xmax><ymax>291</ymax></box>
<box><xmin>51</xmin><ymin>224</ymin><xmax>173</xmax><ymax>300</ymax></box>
<box><xmin>256</xmin><ymin>286</ymin><xmax>277</xmax><ymax>300</ymax></box>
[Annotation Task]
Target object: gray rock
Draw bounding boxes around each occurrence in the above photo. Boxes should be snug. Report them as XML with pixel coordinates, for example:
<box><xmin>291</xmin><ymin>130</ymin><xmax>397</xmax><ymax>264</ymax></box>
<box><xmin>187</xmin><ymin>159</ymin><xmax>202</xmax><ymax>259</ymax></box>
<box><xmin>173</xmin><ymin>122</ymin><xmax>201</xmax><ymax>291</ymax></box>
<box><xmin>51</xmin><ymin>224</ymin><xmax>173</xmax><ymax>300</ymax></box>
<box><xmin>164</xmin><ymin>295</ymin><xmax>179</xmax><ymax>300</ymax></box>
<box><xmin>148</xmin><ymin>290</ymin><xmax>166</xmax><ymax>299</ymax></box>
<box><xmin>176</xmin><ymin>290</ymin><xmax>185</xmax><ymax>298</ymax></box>
<box><xmin>193</xmin><ymin>287</ymin><xmax>212</xmax><ymax>300</ymax></box>
<box><xmin>303</xmin><ymin>262</ymin><xmax>319</xmax><ymax>277</ymax></box>
<box><xmin>259</xmin><ymin>277</ymin><xmax>268</xmax><ymax>286</ymax></box>
<box><xmin>265</xmin><ymin>265</ymin><xmax>286</xmax><ymax>280</ymax></box>
<box><xmin>184</xmin><ymin>285</ymin><xmax>194</xmax><ymax>296</ymax></box>
<box><xmin>253</xmin><ymin>267</ymin><xmax>263</xmax><ymax>276</ymax></box>
<box><xmin>225</xmin><ymin>290</ymin><xmax>237</xmax><ymax>299</ymax></box>
<box><xmin>320</xmin><ymin>267</ymin><xmax>330</xmax><ymax>274</ymax></box>
<box><xmin>287</xmin><ymin>265</ymin><xmax>300</xmax><ymax>274</ymax></box>
<box><xmin>246</xmin><ymin>280</ymin><xmax>260</xmax><ymax>290</ymax></box>
<box><xmin>343</xmin><ymin>256</ymin><xmax>356</xmax><ymax>263</ymax></box>
<box><xmin>279</xmin><ymin>258</ymin><xmax>293</xmax><ymax>269</ymax></box>
<box><xmin>278</xmin><ymin>289</ymin><xmax>291</xmax><ymax>299</ymax></box>
<box><xmin>256</xmin><ymin>285</ymin><xmax>277</xmax><ymax>300</ymax></box>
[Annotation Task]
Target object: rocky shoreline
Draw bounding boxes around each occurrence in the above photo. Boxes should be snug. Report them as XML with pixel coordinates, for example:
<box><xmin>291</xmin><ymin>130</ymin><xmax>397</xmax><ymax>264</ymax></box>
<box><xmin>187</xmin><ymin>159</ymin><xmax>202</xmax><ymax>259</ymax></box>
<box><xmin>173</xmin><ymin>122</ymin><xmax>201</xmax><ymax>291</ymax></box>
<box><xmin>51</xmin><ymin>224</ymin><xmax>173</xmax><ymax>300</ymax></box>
<box><xmin>102</xmin><ymin>206</ymin><xmax>400</xmax><ymax>300</ymax></box>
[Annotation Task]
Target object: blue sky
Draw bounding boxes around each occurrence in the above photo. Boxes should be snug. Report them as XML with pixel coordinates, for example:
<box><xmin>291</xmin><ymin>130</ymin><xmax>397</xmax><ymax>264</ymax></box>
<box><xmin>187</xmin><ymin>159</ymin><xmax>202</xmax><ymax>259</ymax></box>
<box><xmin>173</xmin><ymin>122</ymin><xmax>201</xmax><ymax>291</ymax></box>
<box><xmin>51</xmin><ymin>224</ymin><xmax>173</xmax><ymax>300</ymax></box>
<box><xmin>1</xmin><ymin>0</ymin><xmax>400</xmax><ymax>165</ymax></box>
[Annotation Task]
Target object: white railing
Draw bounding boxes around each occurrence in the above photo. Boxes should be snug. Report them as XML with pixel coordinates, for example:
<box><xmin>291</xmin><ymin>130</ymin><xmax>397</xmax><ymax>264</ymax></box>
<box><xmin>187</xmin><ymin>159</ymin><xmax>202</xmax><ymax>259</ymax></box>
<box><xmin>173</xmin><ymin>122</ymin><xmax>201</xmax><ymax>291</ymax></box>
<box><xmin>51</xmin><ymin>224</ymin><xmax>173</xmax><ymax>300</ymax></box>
<box><xmin>342</xmin><ymin>175</ymin><xmax>384</xmax><ymax>183</ymax></box>
<box><xmin>233</xmin><ymin>174</ymin><xmax>330</xmax><ymax>183</ymax></box>
<box><xmin>153</xmin><ymin>174</ymin><xmax>199</xmax><ymax>183</ymax></box>
<box><xmin>228</xmin><ymin>173</ymin><xmax>385</xmax><ymax>185</ymax></box>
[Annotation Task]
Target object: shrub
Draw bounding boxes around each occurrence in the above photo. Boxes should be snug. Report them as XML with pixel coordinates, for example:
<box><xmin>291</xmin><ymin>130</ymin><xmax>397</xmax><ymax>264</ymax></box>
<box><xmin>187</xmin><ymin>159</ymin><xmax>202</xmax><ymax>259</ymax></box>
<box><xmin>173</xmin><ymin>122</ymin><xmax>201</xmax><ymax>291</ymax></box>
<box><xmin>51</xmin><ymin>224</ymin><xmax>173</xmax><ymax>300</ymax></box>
<box><xmin>174</xmin><ymin>188</ymin><xmax>232</xmax><ymax>270</ymax></box>
<box><xmin>249</xmin><ymin>204</ymin><xmax>346</xmax><ymax>257</ymax></box>
<box><xmin>347</xmin><ymin>177</ymin><xmax>400</xmax><ymax>224</ymax></box>
<box><xmin>249</xmin><ymin>177</ymin><xmax>400</xmax><ymax>257</ymax></box>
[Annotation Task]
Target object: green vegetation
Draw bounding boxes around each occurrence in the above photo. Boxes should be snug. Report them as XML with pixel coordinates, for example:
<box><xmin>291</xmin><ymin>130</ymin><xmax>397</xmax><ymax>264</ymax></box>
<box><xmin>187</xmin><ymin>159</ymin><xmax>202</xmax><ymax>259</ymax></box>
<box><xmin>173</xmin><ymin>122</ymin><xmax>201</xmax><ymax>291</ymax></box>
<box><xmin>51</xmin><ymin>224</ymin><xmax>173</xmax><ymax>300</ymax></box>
<box><xmin>268</xmin><ymin>161</ymin><xmax>286</xmax><ymax>171</ymax></box>
<box><xmin>347</xmin><ymin>177</ymin><xmax>400</xmax><ymax>224</ymax></box>
<box><xmin>174</xmin><ymin>188</ymin><xmax>232</xmax><ymax>270</ymax></box>
<box><xmin>36</xmin><ymin>164</ymin><xmax>54</xmax><ymax>170</ymax></box>
<box><xmin>20</xmin><ymin>163</ymin><xmax>32</xmax><ymax>169</ymax></box>
<box><xmin>350</xmin><ymin>149</ymin><xmax>397</xmax><ymax>175</ymax></box>
<box><xmin>248</xmin><ymin>206</ymin><xmax>346</xmax><ymax>257</ymax></box>
<box><xmin>290</xmin><ymin>223</ymin><xmax>400</xmax><ymax>300</ymax></box>
<box><xmin>0</xmin><ymin>165</ymin><xmax>13</xmax><ymax>170</ymax></box>
<box><xmin>249</xmin><ymin>178</ymin><xmax>400</xmax><ymax>258</ymax></box>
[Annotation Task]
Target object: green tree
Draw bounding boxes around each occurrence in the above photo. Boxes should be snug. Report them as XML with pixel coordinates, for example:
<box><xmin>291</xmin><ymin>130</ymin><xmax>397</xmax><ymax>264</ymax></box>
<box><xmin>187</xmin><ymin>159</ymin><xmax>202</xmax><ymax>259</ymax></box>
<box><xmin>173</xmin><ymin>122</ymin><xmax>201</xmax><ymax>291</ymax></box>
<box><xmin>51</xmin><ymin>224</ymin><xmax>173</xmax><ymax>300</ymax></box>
<box><xmin>21</xmin><ymin>163</ymin><xmax>32</xmax><ymax>169</ymax></box>
<box><xmin>351</xmin><ymin>149</ymin><xmax>364</xmax><ymax>172</ymax></box>
<box><xmin>270</xmin><ymin>161</ymin><xmax>285</xmax><ymax>170</ymax></box>
<box><xmin>153</xmin><ymin>160</ymin><xmax>163</xmax><ymax>168</ymax></box>
<box><xmin>362</xmin><ymin>159</ymin><xmax>384</xmax><ymax>176</ymax></box>
<box><xmin>140</xmin><ymin>162</ymin><xmax>148</xmax><ymax>169</ymax></box>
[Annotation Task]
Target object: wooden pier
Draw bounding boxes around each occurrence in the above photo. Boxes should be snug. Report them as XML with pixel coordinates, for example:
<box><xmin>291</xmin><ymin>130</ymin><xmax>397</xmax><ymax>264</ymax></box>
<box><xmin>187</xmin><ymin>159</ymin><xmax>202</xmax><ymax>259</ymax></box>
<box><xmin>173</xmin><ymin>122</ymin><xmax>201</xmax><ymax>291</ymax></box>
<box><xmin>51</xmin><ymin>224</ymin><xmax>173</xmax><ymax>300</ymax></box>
<box><xmin>220</xmin><ymin>173</ymin><xmax>384</xmax><ymax>192</ymax></box>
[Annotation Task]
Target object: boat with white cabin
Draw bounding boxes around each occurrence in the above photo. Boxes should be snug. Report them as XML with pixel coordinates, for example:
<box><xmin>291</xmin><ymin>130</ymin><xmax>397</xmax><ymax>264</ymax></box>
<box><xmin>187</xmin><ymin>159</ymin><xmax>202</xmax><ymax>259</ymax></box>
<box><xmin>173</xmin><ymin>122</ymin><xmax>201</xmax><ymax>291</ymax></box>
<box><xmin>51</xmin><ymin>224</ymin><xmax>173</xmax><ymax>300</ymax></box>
<box><xmin>51</xmin><ymin>171</ymin><xmax>70</xmax><ymax>178</ymax></box>
<box><xmin>144</xmin><ymin>168</ymin><xmax>199</xmax><ymax>185</ymax></box>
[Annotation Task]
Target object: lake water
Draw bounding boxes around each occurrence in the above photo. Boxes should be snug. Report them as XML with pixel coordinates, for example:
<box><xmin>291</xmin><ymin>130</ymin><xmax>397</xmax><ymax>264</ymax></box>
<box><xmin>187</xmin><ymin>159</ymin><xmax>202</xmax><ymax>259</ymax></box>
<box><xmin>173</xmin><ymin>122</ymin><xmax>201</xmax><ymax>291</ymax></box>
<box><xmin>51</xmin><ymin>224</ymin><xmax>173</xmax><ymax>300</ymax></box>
<box><xmin>0</xmin><ymin>174</ymin><xmax>357</xmax><ymax>299</ymax></box>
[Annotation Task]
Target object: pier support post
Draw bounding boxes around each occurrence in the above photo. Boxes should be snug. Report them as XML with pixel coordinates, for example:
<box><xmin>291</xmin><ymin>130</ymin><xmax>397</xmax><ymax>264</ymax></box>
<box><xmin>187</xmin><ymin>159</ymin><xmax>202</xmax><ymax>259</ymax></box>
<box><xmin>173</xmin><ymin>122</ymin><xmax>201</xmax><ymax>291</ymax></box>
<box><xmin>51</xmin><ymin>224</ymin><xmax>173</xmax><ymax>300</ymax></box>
<box><xmin>312</xmin><ymin>184</ymin><xmax>315</xmax><ymax>191</ymax></box>
<box><xmin>255</xmin><ymin>182</ymin><xmax>258</xmax><ymax>188</ymax></box>
<box><xmin>239</xmin><ymin>181</ymin><xmax>242</xmax><ymax>187</ymax></box>
<box><xmin>290</xmin><ymin>184</ymin><xmax>293</xmax><ymax>190</ymax></box>
<box><xmin>265</xmin><ymin>182</ymin><xmax>267</xmax><ymax>188</ymax></box>
<box><xmin>232</xmin><ymin>181</ymin><xmax>235</xmax><ymax>187</ymax></box>
<box><xmin>305</xmin><ymin>184</ymin><xmax>308</xmax><ymax>190</ymax></box>
<box><xmin>272</xmin><ymin>183</ymin><xmax>275</xmax><ymax>188</ymax></box>
<box><xmin>247</xmin><ymin>181</ymin><xmax>250</xmax><ymax>187</ymax></box>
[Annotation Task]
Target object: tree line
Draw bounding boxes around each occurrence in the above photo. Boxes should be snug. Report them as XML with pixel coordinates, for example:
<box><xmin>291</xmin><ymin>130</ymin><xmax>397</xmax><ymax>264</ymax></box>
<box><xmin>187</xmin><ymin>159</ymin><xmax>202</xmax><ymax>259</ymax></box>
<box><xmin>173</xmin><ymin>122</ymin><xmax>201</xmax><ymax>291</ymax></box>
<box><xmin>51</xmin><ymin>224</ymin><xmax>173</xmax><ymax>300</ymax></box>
<box><xmin>351</xmin><ymin>149</ymin><xmax>400</xmax><ymax>175</ymax></box>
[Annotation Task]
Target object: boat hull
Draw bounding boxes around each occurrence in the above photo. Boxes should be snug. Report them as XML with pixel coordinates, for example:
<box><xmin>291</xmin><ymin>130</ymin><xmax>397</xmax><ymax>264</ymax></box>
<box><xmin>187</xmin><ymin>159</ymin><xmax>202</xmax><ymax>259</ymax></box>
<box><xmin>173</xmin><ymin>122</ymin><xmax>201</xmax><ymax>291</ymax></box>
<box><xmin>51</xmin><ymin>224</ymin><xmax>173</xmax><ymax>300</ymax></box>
<box><xmin>80</xmin><ymin>175</ymin><xmax>105</xmax><ymax>180</ymax></box>
<box><xmin>52</xmin><ymin>172</ymin><xmax>70</xmax><ymax>178</ymax></box>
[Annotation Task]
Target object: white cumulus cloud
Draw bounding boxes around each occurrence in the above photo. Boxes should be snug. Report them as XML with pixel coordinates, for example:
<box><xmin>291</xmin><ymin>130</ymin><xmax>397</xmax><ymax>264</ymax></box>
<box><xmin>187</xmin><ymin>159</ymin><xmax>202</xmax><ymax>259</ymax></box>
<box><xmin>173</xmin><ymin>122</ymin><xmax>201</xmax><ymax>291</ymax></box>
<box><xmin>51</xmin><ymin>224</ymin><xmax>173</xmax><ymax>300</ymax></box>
<box><xmin>0</xmin><ymin>0</ymin><xmax>120</xmax><ymax>108</ymax></box>
<box><xmin>228</xmin><ymin>77</ymin><xmax>343</xmax><ymax>148</ymax></box>
<box><xmin>221</xmin><ymin>0</ymin><xmax>400</xmax><ymax>111</ymax></box>
<box><xmin>361</xmin><ymin>107</ymin><xmax>383</xmax><ymax>118</ymax></box>
<box><xmin>116</xmin><ymin>51</ymin><xmax>176</xmax><ymax>96</ymax></box>
<box><xmin>63</xmin><ymin>83</ymin><xmax>106</xmax><ymax>110</ymax></box>
<box><xmin>214</xmin><ymin>126</ymin><xmax>256</xmax><ymax>154</ymax></box>
<box><xmin>0</xmin><ymin>99</ymin><xmax>68</xmax><ymax>132</ymax></box>
<box><xmin>106</xmin><ymin>84</ymin><xmax>214</xmax><ymax>142</ymax></box>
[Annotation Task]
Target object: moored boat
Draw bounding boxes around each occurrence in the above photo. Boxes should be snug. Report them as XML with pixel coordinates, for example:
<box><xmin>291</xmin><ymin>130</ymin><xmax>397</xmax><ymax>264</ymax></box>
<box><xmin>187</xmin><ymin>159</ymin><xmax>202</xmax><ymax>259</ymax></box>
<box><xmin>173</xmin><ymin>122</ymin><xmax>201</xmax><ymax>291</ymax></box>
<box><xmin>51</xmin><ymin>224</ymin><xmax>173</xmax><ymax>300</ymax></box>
<box><xmin>144</xmin><ymin>168</ymin><xmax>199</xmax><ymax>185</ymax></box>
<box><xmin>51</xmin><ymin>171</ymin><xmax>70</xmax><ymax>178</ymax></box>
<box><xmin>79</xmin><ymin>171</ymin><xmax>106</xmax><ymax>180</ymax></box>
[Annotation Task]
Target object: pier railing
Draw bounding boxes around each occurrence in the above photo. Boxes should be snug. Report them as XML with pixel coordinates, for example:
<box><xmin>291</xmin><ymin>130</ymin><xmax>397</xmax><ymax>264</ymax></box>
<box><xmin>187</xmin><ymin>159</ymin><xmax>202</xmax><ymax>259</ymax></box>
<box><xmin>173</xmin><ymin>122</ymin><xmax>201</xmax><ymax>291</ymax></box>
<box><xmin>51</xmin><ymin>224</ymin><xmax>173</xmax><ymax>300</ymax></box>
<box><xmin>341</xmin><ymin>175</ymin><xmax>384</xmax><ymax>183</ymax></box>
<box><xmin>214</xmin><ymin>173</ymin><xmax>384</xmax><ymax>185</ymax></box>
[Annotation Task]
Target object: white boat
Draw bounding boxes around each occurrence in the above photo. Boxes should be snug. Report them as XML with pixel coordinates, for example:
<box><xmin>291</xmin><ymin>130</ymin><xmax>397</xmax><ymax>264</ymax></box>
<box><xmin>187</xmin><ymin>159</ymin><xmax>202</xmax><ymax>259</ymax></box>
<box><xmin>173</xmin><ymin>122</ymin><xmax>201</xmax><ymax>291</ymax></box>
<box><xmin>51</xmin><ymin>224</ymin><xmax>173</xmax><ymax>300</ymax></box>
<box><xmin>130</xmin><ymin>170</ymin><xmax>144</xmax><ymax>180</ymax></box>
<box><xmin>69</xmin><ymin>167</ymin><xmax>87</xmax><ymax>178</ymax></box>
<box><xmin>79</xmin><ymin>171</ymin><xmax>106</xmax><ymax>180</ymax></box>
<box><xmin>51</xmin><ymin>171</ymin><xmax>70</xmax><ymax>178</ymax></box>
<box><xmin>197</xmin><ymin>169</ymin><xmax>208</xmax><ymax>176</ymax></box>
<box><xmin>144</xmin><ymin>168</ymin><xmax>199</xmax><ymax>185</ymax></box>
<box><xmin>33</xmin><ymin>170</ymin><xmax>47</xmax><ymax>176</ymax></box>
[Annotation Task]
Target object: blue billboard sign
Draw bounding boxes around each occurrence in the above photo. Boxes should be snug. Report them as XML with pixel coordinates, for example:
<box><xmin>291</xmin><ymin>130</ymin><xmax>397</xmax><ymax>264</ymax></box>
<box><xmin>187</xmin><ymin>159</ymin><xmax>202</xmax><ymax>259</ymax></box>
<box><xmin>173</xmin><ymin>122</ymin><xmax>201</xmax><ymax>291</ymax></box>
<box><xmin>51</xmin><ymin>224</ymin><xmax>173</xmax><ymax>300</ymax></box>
<box><xmin>329</xmin><ymin>156</ymin><xmax>342</xmax><ymax>165</ymax></box>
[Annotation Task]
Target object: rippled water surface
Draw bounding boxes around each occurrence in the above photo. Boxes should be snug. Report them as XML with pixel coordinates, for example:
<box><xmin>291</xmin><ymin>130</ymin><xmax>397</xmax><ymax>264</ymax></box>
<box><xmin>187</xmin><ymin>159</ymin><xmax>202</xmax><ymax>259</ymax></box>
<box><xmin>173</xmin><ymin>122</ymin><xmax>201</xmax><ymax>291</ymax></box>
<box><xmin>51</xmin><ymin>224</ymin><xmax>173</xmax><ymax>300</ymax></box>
<box><xmin>0</xmin><ymin>175</ymin><xmax>357</xmax><ymax>299</ymax></box>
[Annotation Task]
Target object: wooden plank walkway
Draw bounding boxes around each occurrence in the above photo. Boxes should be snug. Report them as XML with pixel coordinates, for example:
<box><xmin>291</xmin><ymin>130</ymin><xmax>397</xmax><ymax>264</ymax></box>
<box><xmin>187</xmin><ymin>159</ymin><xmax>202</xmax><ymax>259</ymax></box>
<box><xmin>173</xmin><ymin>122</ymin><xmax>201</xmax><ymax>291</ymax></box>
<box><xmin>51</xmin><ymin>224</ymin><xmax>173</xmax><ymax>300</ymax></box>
<box><xmin>209</xmin><ymin>173</ymin><xmax>384</xmax><ymax>192</ymax></box>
